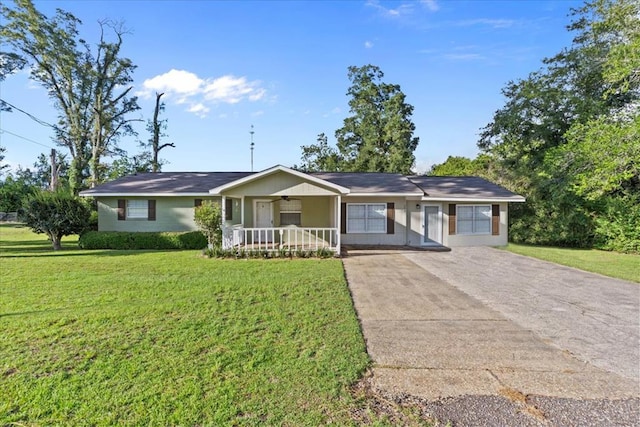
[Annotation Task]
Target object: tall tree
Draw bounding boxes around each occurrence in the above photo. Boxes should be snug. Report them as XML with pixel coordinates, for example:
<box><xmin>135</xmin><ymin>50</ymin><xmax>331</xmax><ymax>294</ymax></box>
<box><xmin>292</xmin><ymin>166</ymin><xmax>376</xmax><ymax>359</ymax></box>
<box><xmin>297</xmin><ymin>133</ymin><xmax>341</xmax><ymax>172</ymax></box>
<box><xmin>143</xmin><ymin>92</ymin><xmax>174</xmax><ymax>172</ymax></box>
<box><xmin>0</xmin><ymin>0</ymin><xmax>139</xmax><ymax>193</ymax></box>
<box><xmin>335</xmin><ymin>65</ymin><xmax>419</xmax><ymax>174</ymax></box>
<box><xmin>477</xmin><ymin>0</ymin><xmax>640</xmax><ymax>249</ymax></box>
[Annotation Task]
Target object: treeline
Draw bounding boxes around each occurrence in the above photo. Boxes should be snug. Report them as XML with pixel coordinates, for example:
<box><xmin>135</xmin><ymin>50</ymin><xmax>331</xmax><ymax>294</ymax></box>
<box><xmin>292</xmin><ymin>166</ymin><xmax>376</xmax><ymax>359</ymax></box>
<box><xmin>430</xmin><ymin>0</ymin><xmax>639</xmax><ymax>253</ymax></box>
<box><xmin>0</xmin><ymin>0</ymin><xmax>172</xmax><ymax>196</ymax></box>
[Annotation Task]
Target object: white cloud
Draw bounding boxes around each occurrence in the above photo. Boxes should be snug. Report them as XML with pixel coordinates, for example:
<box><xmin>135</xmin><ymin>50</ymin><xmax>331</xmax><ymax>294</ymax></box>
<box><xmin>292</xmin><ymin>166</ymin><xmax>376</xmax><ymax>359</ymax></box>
<box><xmin>136</xmin><ymin>69</ymin><xmax>267</xmax><ymax>117</ymax></box>
<box><xmin>251</xmin><ymin>110</ymin><xmax>264</xmax><ymax>117</ymax></box>
<box><xmin>203</xmin><ymin>75</ymin><xmax>265</xmax><ymax>104</ymax></box>
<box><xmin>420</xmin><ymin>0</ymin><xmax>439</xmax><ymax>12</ymax></box>
<box><xmin>366</xmin><ymin>0</ymin><xmax>438</xmax><ymax>18</ymax></box>
<box><xmin>366</xmin><ymin>0</ymin><xmax>414</xmax><ymax>18</ymax></box>
<box><xmin>138</xmin><ymin>69</ymin><xmax>203</xmax><ymax>98</ymax></box>
<box><xmin>364</xmin><ymin>40</ymin><xmax>374</xmax><ymax>49</ymax></box>
<box><xmin>188</xmin><ymin>103</ymin><xmax>210</xmax><ymax>118</ymax></box>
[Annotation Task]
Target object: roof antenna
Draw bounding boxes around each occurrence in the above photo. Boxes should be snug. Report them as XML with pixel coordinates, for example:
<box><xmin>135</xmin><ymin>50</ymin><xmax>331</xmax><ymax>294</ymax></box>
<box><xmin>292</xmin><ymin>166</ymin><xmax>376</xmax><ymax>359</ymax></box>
<box><xmin>250</xmin><ymin>124</ymin><xmax>255</xmax><ymax>172</ymax></box>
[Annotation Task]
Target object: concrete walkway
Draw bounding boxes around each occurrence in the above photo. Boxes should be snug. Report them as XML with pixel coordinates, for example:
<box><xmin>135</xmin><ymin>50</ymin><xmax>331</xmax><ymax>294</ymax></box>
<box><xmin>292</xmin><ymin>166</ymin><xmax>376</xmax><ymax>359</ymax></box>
<box><xmin>343</xmin><ymin>249</ymin><xmax>639</xmax><ymax>401</ymax></box>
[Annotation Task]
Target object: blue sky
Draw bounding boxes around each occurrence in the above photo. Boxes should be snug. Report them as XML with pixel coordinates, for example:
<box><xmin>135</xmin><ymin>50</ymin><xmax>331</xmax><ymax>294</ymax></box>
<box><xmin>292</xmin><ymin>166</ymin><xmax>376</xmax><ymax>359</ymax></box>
<box><xmin>1</xmin><ymin>0</ymin><xmax>583</xmax><ymax>174</ymax></box>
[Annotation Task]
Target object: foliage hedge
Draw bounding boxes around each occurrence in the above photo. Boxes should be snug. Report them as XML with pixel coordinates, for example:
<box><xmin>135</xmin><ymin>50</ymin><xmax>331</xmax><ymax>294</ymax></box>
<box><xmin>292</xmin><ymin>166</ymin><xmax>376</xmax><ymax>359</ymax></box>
<box><xmin>202</xmin><ymin>246</ymin><xmax>336</xmax><ymax>259</ymax></box>
<box><xmin>593</xmin><ymin>195</ymin><xmax>640</xmax><ymax>254</ymax></box>
<box><xmin>79</xmin><ymin>231</ymin><xmax>207</xmax><ymax>250</ymax></box>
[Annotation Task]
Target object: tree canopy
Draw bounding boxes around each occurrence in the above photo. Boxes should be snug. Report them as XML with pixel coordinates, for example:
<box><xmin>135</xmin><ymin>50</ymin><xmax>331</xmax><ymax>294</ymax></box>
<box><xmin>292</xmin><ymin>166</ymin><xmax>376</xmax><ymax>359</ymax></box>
<box><xmin>432</xmin><ymin>0</ymin><xmax>640</xmax><ymax>252</ymax></box>
<box><xmin>1</xmin><ymin>0</ymin><xmax>140</xmax><ymax>194</ymax></box>
<box><xmin>297</xmin><ymin>65</ymin><xmax>419</xmax><ymax>174</ymax></box>
<box><xmin>21</xmin><ymin>189</ymin><xmax>90</xmax><ymax>250</ymax></box>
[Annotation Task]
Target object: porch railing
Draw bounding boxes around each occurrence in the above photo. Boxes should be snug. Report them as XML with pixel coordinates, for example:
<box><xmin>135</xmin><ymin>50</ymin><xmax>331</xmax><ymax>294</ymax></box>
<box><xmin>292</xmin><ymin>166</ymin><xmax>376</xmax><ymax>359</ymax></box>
<box><xmin>222</xmin><ymin>226</ymin><xmax>339</xmax><ymax>253</ymax></box>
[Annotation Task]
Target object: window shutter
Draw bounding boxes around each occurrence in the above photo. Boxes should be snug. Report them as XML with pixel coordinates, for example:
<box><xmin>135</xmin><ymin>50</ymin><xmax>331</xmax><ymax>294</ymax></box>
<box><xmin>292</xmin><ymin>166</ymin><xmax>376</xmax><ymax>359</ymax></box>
<box><xmin>386</xmin><ymin>202</ymin><xmax>395</xmax><ymax>235</ymax></box>
<box><xmin>117</xmin><ymin>199</ymin><xmax>126</xmax><ymax>221</ymax></box>
<box><xmin>194</xmin><ymin>198</ymin><xmax>202</xmax><ymax>207</ymax></box>
<box><xmin>148</xmin><ymin>200</ymin><xmax>156</xmax><ymax>221</ymax></box>
<box><xmin>492</xmin><ymin>204</ymin><xmax>500</xmax><ymax>235</ymax></box>
<box><xmin>225</xmin><ymin>198</ymin><xmax>233</xmax><ymax>221</ymax></box>
<box><xmin>340</xmin><ymin>203</ymin><xmax>346</xmax><ymax>234</ymax></box>
<box><xmin>448</xmin><ymin>204</ymin><xmax>456</xmax><ymax>235</ymax></box>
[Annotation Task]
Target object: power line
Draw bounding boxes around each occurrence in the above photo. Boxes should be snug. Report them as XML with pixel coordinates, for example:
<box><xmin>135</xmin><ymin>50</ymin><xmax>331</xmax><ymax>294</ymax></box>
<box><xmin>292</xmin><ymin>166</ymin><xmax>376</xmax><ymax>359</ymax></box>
<box><xmin>0</xmin><ymin>128</ymin><xmax>55</xmax><ymax>149</ymax></box>
<box><xmin>0</xmin><ymin>98</ymin><xmax>58</xmax><ymax>130</ymax></box>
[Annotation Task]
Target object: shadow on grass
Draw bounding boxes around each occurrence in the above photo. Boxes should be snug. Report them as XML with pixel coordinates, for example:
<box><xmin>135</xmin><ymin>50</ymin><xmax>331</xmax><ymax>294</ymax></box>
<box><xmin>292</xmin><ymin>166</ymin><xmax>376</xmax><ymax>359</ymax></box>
<box><xmin>0</xmin><ymin>239</ymin><xmax>53</xmax><ymax>246</ymax></box>
<box><xmin>0</xmin><ymin>305</ymin><xmax>99</xmax><ymax>319</ymax></box>
<box><xmin>1</xmin><ymin>248</ymin><xmax>200</xmax><ymax>258</ymax></box>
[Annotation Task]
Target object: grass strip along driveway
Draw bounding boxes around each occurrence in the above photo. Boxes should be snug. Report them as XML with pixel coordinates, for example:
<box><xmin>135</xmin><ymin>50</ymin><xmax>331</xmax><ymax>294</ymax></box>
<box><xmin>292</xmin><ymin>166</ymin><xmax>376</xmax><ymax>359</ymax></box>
<box><xmin>0</xmin><ymin>225</ymin><xmax>373</xmax><ymax>425</ymax></box>
<box><xmin>505</xmin><ymin>243</ymin><xmax>639</xmax><ymax>284</ymax></box>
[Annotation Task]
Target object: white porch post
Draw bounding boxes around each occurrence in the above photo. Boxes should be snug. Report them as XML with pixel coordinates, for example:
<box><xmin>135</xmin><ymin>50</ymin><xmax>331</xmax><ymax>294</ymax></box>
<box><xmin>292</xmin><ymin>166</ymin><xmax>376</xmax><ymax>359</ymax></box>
<box><xmin>336</xmin><ymin>195</ymin><xmax>342</xmax><ymax>255</ymax></box>
<box><xmin>241</xmin><ymin>196</ymin><xmax>245</xmax><ymax>227</ymax></box>
<box><xmin>221</xmin><ymin>195</ymin><xmax>227</xmax><ymax>249</ymax></box>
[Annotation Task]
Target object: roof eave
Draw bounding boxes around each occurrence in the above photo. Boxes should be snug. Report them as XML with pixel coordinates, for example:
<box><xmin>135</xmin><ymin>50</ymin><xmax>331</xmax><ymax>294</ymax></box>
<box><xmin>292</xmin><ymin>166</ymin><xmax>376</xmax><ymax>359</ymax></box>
<box><xmin>79</xmin><ymin>192</ymin><xmax>214</xmax><ymax>197</ymax></box>
<box><xmin>347</xmin><ymin>192</ymin><xmax>425</xmax><ymax>197</ymax></box>
<box><xmin>422</xmin><ymin>196</ymin><xmax>526</xmax><ymax>203</ymax></box>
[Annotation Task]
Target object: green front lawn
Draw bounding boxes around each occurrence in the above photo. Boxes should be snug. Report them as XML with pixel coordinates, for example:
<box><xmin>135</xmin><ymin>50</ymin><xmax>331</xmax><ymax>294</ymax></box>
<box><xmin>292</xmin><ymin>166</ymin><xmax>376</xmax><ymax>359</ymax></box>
<box><xmin>505</xmin><ymin>243</ymin><xmax>640</xmax><ymax>283</ymax></box>
<box><xmin>0</xmin><ymin>225</ymin><xmax>373</xmax><ymax>425</ymax></box>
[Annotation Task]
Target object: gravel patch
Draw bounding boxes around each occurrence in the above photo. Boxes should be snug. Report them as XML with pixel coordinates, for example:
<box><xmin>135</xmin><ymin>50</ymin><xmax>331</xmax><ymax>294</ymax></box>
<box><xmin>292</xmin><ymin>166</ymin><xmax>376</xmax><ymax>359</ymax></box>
<box><xmin>352</xmin><ymin>376</ymin><xmax>640</xmax><ymax>426</ymax></box>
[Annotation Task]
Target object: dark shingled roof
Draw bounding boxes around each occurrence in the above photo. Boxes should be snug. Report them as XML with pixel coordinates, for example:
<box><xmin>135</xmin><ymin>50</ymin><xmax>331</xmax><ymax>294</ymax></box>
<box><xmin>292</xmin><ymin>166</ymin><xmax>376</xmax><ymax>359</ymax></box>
<box><xmin>80</xmin><ymin>172</ymin><xmax>253</xmax><ymax>195</ymax></box>
<box><xmin>80</xmin><ymin>170</ymin><xmax>524</xmax><ymax>201</ymax></box>
<box><xmin>312</xmin><ymin>172</ymin><xmax>423</xmax><ymax>194</ymax></box>
<box><xmin>408</xmin><ymin>176</ymin><xmax>524</xmax><ymax>200</ymax></box>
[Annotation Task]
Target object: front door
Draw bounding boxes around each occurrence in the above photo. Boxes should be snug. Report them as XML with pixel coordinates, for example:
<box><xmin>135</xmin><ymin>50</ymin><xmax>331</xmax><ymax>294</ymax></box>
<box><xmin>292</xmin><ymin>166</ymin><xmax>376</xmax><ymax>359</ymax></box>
<box><xmin>423</xmin><ymin>204</ymin><xmax>442</xmax><ymax>245</ymax></box>
<box><xmin>254</xmin><ymin>200</ymin><xmax>273</xmax><ymax>243</ymax></box>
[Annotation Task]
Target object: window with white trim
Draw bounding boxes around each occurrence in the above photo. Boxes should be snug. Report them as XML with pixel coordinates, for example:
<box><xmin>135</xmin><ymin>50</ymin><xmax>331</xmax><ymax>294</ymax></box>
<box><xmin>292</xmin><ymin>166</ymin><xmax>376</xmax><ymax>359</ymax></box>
<box><xmin>457</xmin><ymin>205</ymin><xmax>491</xmax><ymax>235</ymax></box>
<box><xmin>279</xmin><ymin>199</ymin><xmax>301</xmax><ymax>226</ymax></box>
<box><xmin>347</xmin><ymin>203</ymin><xmax>386</xmax><ymax>233</ymax></box>
<box><xmin>127</xmin><ymin>199</ymin><xmax>148</xmax><ymax>219</ymax></box>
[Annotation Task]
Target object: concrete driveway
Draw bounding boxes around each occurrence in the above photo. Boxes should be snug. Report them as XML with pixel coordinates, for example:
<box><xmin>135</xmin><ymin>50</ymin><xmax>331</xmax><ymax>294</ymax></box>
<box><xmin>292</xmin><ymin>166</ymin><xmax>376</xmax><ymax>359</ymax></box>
<box><xmin>343</xmin><ymin>248</ymin><xmax>640</xmax><ymax>402</ymax></box>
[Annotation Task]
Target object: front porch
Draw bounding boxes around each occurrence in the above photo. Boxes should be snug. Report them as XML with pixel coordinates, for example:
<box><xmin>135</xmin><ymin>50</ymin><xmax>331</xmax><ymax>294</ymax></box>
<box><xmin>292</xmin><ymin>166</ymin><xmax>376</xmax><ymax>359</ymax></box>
<box><xmin>222</xmin><ymin>226</ymin><xmax>340</xmax><ymax>253</ymax></box>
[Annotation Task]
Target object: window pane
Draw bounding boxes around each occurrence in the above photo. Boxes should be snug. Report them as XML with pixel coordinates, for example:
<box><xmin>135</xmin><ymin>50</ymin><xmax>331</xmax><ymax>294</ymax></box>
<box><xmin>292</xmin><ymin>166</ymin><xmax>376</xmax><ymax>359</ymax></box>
<box><xmin>280</xmin><ymin>212</ymin><xmax>301</xmax><ymax>226</ymax></box>
<box><xmin>347</xmin><ymin>203</ymin><xmax>386</xmax><ymax>233</ymax></box>
<box><xmin>348</xmin><ymin>204</ymin><xmax>366</xmax><ymax>219</ymax></box>
<box><xmin>474</xmin><ymin>206</ymin><xmax>491</xmax><ymax>233</ymax></box>
<box><xmin>457</xmin><ymin>219</ymin><xmax>474</xmax><ymax>234</ymax></box>
<box><xmin>127</xmin><ymin>200</ymin><xmax>148</xmax><ymax>218</ymax></box>
<box><xmin>457</xmin><ymin>205</ymin><xmax>491</xmax><ymax>234</ymax></box>
<box><xmin>348</xmin><ymin>218</ymin><xmax>366</xmax><ymax>232</ymax></box>
<box><xmin>367</xmin><ymin>204</ymin><xmax>386</xmax><ymax>219</ymax></box>
<box><xmin>367</xmin><ymin>218</ymin><xmax>386</xmax><ymax>232</ymax></box>
<box><xmin>475</xmin><ymin>205</ymin><xmax>491</xmax><ymax>220</ymax></box>
<box><xmin>458</xmin><ymin>206</ymin><xmax>474</xmax><ymax>220</ymax></box>
<box><xmin>280</xmin><ymin>199</ymin><xmax>301</xmax><ymax>212</ymax></box>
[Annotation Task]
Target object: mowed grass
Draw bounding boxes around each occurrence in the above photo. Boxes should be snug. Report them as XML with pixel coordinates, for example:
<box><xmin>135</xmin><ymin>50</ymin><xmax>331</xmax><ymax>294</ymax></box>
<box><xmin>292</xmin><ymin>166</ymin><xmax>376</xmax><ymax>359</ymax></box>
<box><xmin>0</xmin><ymin>225</ymin><xmax>371</xmax><ymax>425</ymax></box>
<box><xmin>505</xmin><ymin>243</ymin><xmax>640</xmax><ymax>283</ymax></box>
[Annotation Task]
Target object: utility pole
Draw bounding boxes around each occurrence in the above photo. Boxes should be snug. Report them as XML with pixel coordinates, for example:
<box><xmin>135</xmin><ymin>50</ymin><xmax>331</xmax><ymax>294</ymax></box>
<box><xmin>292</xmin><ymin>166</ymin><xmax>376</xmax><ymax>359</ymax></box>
<box><xmin>49</xmin><ymin>149</ymin><xmax>58</xmax><ymax>191</ymax></box>
<box><xmin>250</xmin><ymin>124</ymin><xmax>255</xmax><ymax>172</ymax></box>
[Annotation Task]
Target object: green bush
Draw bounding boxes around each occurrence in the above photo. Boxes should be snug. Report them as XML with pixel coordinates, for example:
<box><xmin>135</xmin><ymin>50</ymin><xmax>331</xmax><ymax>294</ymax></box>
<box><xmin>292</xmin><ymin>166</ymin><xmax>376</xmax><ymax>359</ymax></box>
<box><xmin>22</xmin><ymin>189</ymin><xmax>91</xmax><ymax>250</ymax></box>
<box><xmin>87</xmin><ymin>210</ymin><xmax>99</xmax><ymax>232</ymax></box>
<box><xmin>79</xmin><ymin>231</ymin><xmax>207</xmax><ymax>250</ymax></box>
<box><xmin>202</xmin><ymin>246</ymin><xmax>336</xmax><ymax>259</ymax></box>
<box><xmin>508</xmin><ymin>192</ymin><xmax>595</xmax><ymax>248</ymax></box>
<box><xmin>593</xmin><ymin>195</ymin><xmax>640</xmax><ymax>254</ymax></box>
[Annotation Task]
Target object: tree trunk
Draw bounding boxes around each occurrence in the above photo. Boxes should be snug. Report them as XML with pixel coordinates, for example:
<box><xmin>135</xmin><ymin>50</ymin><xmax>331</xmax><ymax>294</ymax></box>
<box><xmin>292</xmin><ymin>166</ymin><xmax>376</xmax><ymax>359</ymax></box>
<box><xmin>152</xmin><ymin>92</ymin><xmax>164</xmax><ymax>172</ymax></box>
<box><xmin>50</xmin><ymin>233</ymin><xmax>62</xmax><ymax>250</ymax></box>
